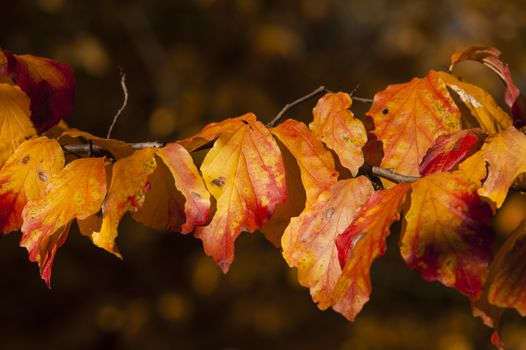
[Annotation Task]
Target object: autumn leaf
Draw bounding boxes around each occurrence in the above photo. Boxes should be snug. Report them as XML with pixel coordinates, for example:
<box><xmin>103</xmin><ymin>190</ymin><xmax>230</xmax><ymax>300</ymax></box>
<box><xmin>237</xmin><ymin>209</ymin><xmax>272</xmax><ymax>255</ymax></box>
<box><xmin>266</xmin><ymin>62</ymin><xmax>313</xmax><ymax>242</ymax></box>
<box><xmin>20</xmin><ymin>157</ymin><xmax>107</xmax><ymax>287</ymax></box>
<box><xmin>332</xmin><ymin>183</ymin><xmax>410</xmax><ymax>320</ymax></box>
<box><xmin>60</xmin><ymin>128</ymin><xmax>134</xmax><ymax>159</ymax></box>
<box><xmin>260</xmin><ymin>119</ymin><xmax>338</xmax><ymax>246</ymax></box>
<box><xmin>0</xmin><ymin>137</ymin><xmax>64</xmax><ymax>234</ymax></box>
<box><xmin>92</xmin><ymin>148</ymin><xmax>156</xmax><ymax>258</ymax></box>
<box><xmin>419</xmin><ymin>129</ymin><xmax>486</xmax><ymax>175</ymax></box>
<box><xmin>0</xmin><ymin>83</ymin><xmax>37</xmax><ymax>166</ymax></box>
<box><xmin>449</xmin><ymin>46</ymin><xmax>525</xmax><ymax>128</ymax></box>
<box><xmin>271</xmin><ymin>119</ymin><xmax>338</xmax><ymax>206</ymax></box>
<box><xmin>282</xmin><ymin>177</ymin><xmax>373</xmax><ymax>310</ymax></box>
<box><xmin>1</xmin><ymin>50</ymin><xmax>75</xmax><ymax>132</ymax></box>
<box><xmin>133</xmin><ymin>143</ymin><xmax>210</xmax><ymax>233</ymax></box>
<box><xmin>486</xmin><ymin>219</ymin><xmax>526</xmax><ymax>316</ymax></box>
<box><xmin>400</xmin><ymin>170</ymin><xmax>495</xmax><ymax>299</ymax></box>
<box><xmin>437</xmin><ymin>71</ymin><xmax>512</xmax><ymax>133</ymax></box>
<box><xmin>369</xmin><ymin>70</ymin><xmax>461</xmax><ymax>180</ymax></box>
<box><xmin>184</xmin><ymin>113</ymin><xmax>286</xmax><ymax>272</ymax></box>
<box><xmin>310</xmin><ymin>92</ymin><xmax>367</xmax><ymax>176</ymax></box>
<box><xmin>461</xmin><ymin>126</ymin><xmax>526</xmax><ymax>209</ymax></box>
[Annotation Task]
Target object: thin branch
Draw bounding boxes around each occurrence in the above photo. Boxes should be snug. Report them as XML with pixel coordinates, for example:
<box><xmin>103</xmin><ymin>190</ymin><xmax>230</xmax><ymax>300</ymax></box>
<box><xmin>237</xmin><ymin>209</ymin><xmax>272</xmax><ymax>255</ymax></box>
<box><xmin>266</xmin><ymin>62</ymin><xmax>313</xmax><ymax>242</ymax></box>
<box><xmin>107</xmin><ymin>69</ymin><xmax>129</xmax><ymax>139</ymax></box>
<box><xmin>62</xmin><ymin>141</ymin><xmax>164</xmax><ymax>156</ymax></box>
<box><xmin>370</xmin><ymin>166</ymin><xmax>419</xmax><ymax>183</ymax></box>
<box><xmin>352</xmin><ymin>96</ymin><xmax>374</xmax><ymax>103</ymax></box>
<box><xmin>267</xmin><ymin>86</ymin><xmax>327</xmax><ymax>128</ymax></box>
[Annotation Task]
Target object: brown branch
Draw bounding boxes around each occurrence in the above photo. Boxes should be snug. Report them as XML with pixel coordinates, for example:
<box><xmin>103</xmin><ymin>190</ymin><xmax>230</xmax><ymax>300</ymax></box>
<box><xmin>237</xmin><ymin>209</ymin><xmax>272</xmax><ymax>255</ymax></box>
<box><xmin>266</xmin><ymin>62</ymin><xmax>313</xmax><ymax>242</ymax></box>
<box><xmin>267</xmin><ymin>86</ymin><xmax>327</xmax><ymax>128</ymax></box>
<box><xmin>62</xmin><ymin>141</ymin><xmax>164</xmax><ymax>156</ymax></box>
<box><xmin>107</xmin><ymin>69</ymin><xmax>129</xmax><ymax>139</ymax></box>
<box><xmin>370</xmin><ymin>166</ymin><xmax>419</xmax><ymax>183</ymax></box>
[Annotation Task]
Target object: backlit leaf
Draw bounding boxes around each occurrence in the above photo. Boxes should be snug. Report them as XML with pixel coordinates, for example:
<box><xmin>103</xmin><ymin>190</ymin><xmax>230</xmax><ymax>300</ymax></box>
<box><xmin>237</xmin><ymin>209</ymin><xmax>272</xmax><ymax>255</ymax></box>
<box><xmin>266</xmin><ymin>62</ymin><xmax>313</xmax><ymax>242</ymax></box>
<box><xmin>310</xmin><ymin>92</ymin><xmax>367</xmax><ymax>176</ymax></box>
<box><xmin>1</xmin><ymin>50</ymin><xmax>75</xmax><ymax>132</ymax></box>
<box><xmin>369</xmin><ymin>70</ymin><xmax>461</xmax><ymax>180</ymax></box>
<box><xmin>271</xmin><ymin>119</ymin><xmax>338</xmax><ymax>206</ymax></box>
<box><xmin>333</xmin><ymin>183</ymin><xmax>410</xmax><ymax>320</ymax></box>
<box><xmin>92</xmin><ymin>148</ymin><xmax>157</xmax><ymax>258</ymax></box>
<box><xmin>282</xmin><ymin>177</ymin><xmax>373</xmax><ymax>309</ymax></box>
<box><xmin>487</xmin><ymin>220</ymin><xmax>526</xmax><ymax>316</ymax></box>
<box><xmin>400</xmin><ymin>171</ymin><xmax>495</xmax><ymax>299</ymax></box>
<box><xmin>133</xmin><ymin>143</ymin><xmax>210</xmax><ymax>233</ymax></box>
<box><xmin>462</xmin><ymin>126</ymin><xmax>526</xmax><ymax>208</ymax></box>
<box><xmin>0</xmin><ymin>83</ymin><xmax>37</xmax><ymax>166</ymax></box>
<box><xmin>192</xmin><ymin>113</ymin><xmax>286</xmax><ymax>272</ymax></box>
<box><xmin>437</xmin><ymin>71</ymin><xmax>512</xmax><ymax>133</ymax></box>
<box><xmin>419</xmin><ymin>129</ymin><xmax>486</xmax><ymax>175</ymax></box>
<box><xmin>0</xmin><ymin>137</ymin><xmax>64</xmax><ymax>234</ymax></box>
<box><xmin>20</xmin><ymin>157</ymin><xmax>106</xmax><ymax>286</ymax></box>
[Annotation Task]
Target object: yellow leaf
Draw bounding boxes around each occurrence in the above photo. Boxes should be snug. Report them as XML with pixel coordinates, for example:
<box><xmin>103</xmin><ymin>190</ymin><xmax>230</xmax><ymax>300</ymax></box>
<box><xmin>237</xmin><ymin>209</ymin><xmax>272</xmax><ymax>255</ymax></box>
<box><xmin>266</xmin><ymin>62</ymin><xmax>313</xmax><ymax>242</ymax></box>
<box><xmin>21</xmin><ymin>157</ymin><xmax>107</xmax><ymax>286</ymax></box>
<box><xmin>0</xmin><ymin>137</ymin><xmax>64</xmax><ymax>234</ymax></box>
<box><xmin>310</xmin><ymin>92</ymin><xmax>367</xmax><ymax>176</ymax></box>
<box><xmin>92</xmin><ymin>148</ymin><xmax>157</xmax><ymax>257</ymax></box>
<box><xmin>0</xmin><ymin>83</ymin><xmax>37</xmax><ymax>167</ymax></box>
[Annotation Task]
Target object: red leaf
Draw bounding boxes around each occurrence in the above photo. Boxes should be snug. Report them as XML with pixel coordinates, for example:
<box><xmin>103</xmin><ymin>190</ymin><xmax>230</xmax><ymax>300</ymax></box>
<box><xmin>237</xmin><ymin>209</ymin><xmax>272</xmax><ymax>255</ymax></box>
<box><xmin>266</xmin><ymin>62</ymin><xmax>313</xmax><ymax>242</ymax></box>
<box><xmin>1</xmin><ymin>50</ymin><xmax>75</xmax><ymax>132</ymax></box>
<box><xmin>419</xmin><ymin>129</ymin><xmax>486</xmax><ymax>175</ymax></box>
<box><xmin>333</xmin><ymin>183</ymin><xmax>410</xmax><ymax>320</ymax></box>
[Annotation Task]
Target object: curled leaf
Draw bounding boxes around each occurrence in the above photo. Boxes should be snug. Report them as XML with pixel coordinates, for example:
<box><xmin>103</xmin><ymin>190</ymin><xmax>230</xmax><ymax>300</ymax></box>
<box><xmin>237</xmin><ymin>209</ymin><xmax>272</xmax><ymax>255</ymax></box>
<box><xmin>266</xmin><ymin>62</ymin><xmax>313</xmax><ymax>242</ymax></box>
<box><xmin>282</xmin><ymin>177</ymin><xmax>373</xmax><ymax>310</ymax></box>
<box><xmin>193</xmin><ymin>113</ymin><xmax>286</xmax><ymax>272</ymax></box>
<box><xmin>21</xmin><ymin>157</ymin><xmax>107</xmax><ymax>287</ymax></box>
<box><xmin>92</xmin><ymin>149</ymin><xmax>157</xmax><ymax>258</ymax></box>
<box><xmin>449</xmin><ymin>46</ymin><xmax>525</xmax><ymax>128</ymax></box>
<box><xmin>462</xmin><ymin>126</ymin><xmax>526</xmax><ymax>208</ymax></box>
<box><xmin>369</xmin><ymin>70</ymin><xmax>461</xmax><ymax>180</ymax></box>
<box><xmin>60</xmin><ymin>128</ymin><xmax>134</xmax><ymax>159</ymax></box>
<box><xmin>401</xmin><ymin>170</ymin><xmax>495</xmax><ymax>299</ymax></box>
<box><xmin>133</xmin><ymin>143</ymin><xmax>210</xmax><ymax>233</ymax></box>
<box><xmin>2</xmin><ymin>50</ymin><xmax>75</xmax><ymax>132</ymax></box>
<box><xmin>332</xmin><ymin>183</ymin><xmax>410</xmax><ymax>320</ymax></box>
<box><xmin>419</xmin><ymin>129</ymin><xmax>486</xmax><ymax>176</ymax></box>
<box><xmin>437</xmin><ymin>71</ymin><xmax>512</xmax><ymax>133</ymax></box>
<box><xmin>0</xmin><ymin>137</ymin><xmax>64</xmax><ymax>234</ymax></box>
<box><xmin>310</xmin><ymin>92</ymin><xmax>367</xmax><ymax>176</ymax></box>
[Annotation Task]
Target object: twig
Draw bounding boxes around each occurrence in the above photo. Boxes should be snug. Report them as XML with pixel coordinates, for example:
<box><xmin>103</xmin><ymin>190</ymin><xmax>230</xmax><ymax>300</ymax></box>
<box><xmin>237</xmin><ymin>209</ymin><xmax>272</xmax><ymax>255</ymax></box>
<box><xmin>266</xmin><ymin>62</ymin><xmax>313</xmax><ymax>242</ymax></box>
<box><xmin>371</xmin><ymin>166</ymin><xmax>419</xmax><ymax>183</ymax></box>
<box><xmin>352</xmin><ymin>96</ymin><xmax>374</xmax><ymax>103</ymax></box>
<box><xmin>62</xmin><ymin>141</ymin><xmax>164</xmax><ymax>156</ymax></box>
<box><xmin>107</xmin><ymin>69</ymin><xmax>129</xmax><ymax>139</ymax></box>
<box><xmin>267</xmin><ymin>86</ymin><xmax>327</xmax><ymax>128</ymax></box>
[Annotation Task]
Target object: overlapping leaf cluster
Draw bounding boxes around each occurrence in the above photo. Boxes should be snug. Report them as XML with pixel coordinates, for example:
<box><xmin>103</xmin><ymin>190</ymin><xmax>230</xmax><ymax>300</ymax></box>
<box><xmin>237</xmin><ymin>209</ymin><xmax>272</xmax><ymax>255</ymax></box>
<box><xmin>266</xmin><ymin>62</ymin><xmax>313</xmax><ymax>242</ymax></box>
<box><xmin>0</xmin><ymin>47</ymin><xmax>524</xmax><ymax>349</ymax></box>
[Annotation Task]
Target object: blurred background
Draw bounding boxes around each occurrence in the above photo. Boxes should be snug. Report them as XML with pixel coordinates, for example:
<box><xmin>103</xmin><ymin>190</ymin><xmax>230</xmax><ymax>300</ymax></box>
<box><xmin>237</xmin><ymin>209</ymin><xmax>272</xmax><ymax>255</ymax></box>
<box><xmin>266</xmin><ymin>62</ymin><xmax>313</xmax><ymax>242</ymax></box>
<box><xmin>1</xmin><ymin>0</ymin><xmax>526</xmax><ymax>349</ymax></box>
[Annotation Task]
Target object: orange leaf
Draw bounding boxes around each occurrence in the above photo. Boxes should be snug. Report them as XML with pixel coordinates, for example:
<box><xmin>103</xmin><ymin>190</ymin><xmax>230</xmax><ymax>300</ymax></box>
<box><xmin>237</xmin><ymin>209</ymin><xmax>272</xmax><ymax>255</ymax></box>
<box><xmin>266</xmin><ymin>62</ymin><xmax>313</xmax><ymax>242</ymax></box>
<box><xmin>20</xmin><ymin>157</ymin><xmax>107</xmax><ymax>287</ymax></box>
<box><xmin>1</xmin><ymin>50</ymin><xmax>75</xmax><ymax>132</ymax></box>
<box><xmin>419</xmin><ymin>129</ymin><xmax>486</xmax><ymax>175</ymax></box>
<box><xmin>271</xmin><ymin>119</ymin><xmax>338</xmax><ymax>206</ymax></box>
<box><xmin>0</xmin><ymin>137</ymin><xmax>64</xmax><ymax>234</ymax></box>
<box><xmin>310</xmin><ymin>92</ymin><xmax>367</xmax><ymax>176</ymax></box>
<box><xmin>487</xmin><ymin>220</ymin><xmax>526</xmax><ymax>316</ymax></box>
<box><xmin>133</xmin><ymin>143</ymin><xmax>210</xmax><ymax>233</ymax></box>
<box><xmin>0</xmin><ymin>83</ymin><xmax>37</xmax><ymax>166</ymax></box>
<box><xmin>368</xmin><ymin>70</ymin><xmax>461</xmax><ymax>180</ymax></box>
<box><xmin>92</xmin><ymin>149</ymin><xmax>157</xmax><ymax>257</ymax></box>
<box><xmin>260</xmin><ymin>119</ymin><xmax>338</xmax><ymax>246</ymax></box>
<box><xmin>437</xmin><ymin>71</ymin><xmax>512</xmax><ymax>133</ymax></box>
<box><xmin>332</xmin><ymin>183</ymin><xmax>410</xmax><ymax>320</ymax></box>
<box><xmin>178</xmin><ymin>117</ymin><xmax>246</xmax><ymax>152</ymax></box>
<box><xmin>449</xmin><ymin>46</ymin><xmax>525</xmax><ymax>128</ymax></box>
<box><xmin>192</xmin><ymin>113</ymin><xmax>286</xmax><ymax>272</ymax></box>
<box><xmin>282</xmin><ymin>177</ymin><xmax>373</xmax><ymax>309</ymax></box>
<box><xmin>460</xmin><ymin>126</ymin><xmax>526</xmax><ymax>209</ymax></box>
<box><xmin>60</xmin><ymin>128</ymin><xmax>134</xmax><ymax>159</ymax></box>
<box><xmin>400</xmin><ymin>171</ymin><xmax>495</xmax><ymax>299</ymax></box>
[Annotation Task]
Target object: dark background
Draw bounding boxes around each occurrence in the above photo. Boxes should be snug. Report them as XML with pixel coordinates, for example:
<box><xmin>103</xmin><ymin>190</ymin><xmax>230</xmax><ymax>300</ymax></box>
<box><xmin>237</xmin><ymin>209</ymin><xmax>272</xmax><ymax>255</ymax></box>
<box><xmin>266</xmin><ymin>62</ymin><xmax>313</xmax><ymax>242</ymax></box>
<box><xmin>1</xmin><ymin>0</ymin><xmax>526</xmax><ymax>349</ymax></box>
